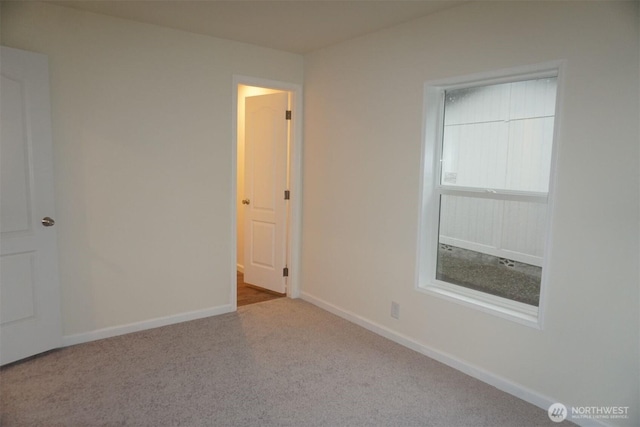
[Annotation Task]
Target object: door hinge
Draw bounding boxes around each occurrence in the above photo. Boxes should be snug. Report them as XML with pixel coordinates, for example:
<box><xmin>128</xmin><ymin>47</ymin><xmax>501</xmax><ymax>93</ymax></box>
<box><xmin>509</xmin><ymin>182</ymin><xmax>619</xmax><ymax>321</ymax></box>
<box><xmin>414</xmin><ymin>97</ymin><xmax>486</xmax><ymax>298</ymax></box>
<box><xmin>284</xmin><ymin>190</ymin><xmax>290</xmax><ymax>200</ymax></box>
<box><xmin>285</xmin><ymin>110</ymin><xmax>292</xmax><ymax>120</ymax></box>
<box><xmin>283</xmin><ymin>267</ymin><xmax>289</xmax><ymax>277</ymax></box>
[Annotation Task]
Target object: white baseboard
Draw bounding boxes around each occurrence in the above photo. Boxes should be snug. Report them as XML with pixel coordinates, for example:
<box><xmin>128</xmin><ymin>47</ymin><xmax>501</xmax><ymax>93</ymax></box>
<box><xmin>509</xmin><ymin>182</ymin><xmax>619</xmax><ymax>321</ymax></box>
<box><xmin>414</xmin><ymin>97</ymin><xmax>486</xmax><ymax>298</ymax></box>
<box><xmin>237</xmin><ymin>264</ymin><xmax>244</xmax><ymax>273</ymax></box>
<box><xmin>62</xmin><ymin>304</ymin><xmax>234</xmax><ymax>347</ymax></box>
<box><xmin>299</xmin><ymin>292</ymin><xmax>609</xmax><ymax>427</ymax></box>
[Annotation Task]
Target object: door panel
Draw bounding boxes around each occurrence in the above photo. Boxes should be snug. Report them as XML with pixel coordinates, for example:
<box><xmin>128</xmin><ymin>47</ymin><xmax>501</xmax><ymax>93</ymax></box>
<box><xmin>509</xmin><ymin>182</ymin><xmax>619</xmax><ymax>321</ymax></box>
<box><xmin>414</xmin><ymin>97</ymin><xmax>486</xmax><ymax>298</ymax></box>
<box><xmin>0</xmin><ymin>46</ymin><xmax>62</xmax><ymax>365</ymax></box>
<box><xmin>251</xmin><ymin>221</ymin><xmax>276</xmax><ymax>268</ymax></box>
<box><xmin>0</xmin><ymin>253</ymin><xmax>36</xmax><ymax>323</ymax></box>
<box><xmin>1</xmin><ymin>74</ymin><xmax>32</xmax><ymax>234</ymax></box>
<box><xmin>243</xmin><ymin>92</ymin><xmax>288</xmax><ymax>294</ymax></box>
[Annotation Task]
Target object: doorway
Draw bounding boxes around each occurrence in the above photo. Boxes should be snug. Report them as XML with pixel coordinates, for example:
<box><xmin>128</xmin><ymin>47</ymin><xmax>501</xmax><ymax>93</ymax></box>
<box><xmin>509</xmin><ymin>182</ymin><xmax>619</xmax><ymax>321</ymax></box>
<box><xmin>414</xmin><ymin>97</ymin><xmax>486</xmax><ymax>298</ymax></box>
<box><xmin>233</xmin><ymin>77</ymin><xmax>302</xmax><ymax>308</ymax></box>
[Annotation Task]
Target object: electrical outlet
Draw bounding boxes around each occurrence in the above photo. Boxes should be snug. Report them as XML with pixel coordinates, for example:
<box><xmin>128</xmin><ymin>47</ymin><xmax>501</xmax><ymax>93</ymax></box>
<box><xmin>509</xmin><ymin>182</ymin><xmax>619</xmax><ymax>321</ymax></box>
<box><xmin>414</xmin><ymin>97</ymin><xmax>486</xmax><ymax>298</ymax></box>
<box><xmin>391</xmin><ymin>301</ymin><xmax>400</xmax><ymax>319</ymax></box>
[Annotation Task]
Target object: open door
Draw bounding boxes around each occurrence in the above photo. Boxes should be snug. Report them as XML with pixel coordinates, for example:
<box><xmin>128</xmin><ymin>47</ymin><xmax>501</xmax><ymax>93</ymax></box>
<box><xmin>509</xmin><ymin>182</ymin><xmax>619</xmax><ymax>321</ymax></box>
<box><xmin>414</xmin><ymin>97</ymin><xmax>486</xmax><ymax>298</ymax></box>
<box><xmin>1</xmin><ymin>46</ymin><xmax>63</xmax><ymax>365</ymax></box>
<box><xmin>242</xmin><ymin>92</ymin><xmax>289</xmax><ymax>294</ymax></box>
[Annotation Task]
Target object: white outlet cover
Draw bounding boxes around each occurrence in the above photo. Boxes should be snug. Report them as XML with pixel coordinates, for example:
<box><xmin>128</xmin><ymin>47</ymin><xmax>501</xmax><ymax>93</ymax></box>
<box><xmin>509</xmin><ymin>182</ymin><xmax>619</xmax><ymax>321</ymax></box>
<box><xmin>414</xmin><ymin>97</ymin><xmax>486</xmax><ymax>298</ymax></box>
<box><xmin>391</xmin><ymin>302</ymin><xmax>400</xmax><ymax>319</ymax></box>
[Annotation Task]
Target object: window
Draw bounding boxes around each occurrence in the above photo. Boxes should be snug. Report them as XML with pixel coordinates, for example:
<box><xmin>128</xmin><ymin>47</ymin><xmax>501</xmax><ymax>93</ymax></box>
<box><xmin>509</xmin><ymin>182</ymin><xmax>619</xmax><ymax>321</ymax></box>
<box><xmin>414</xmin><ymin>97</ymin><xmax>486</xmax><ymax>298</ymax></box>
<box><xmin>417</xmin><ymin>64</ymin><xmax>561</xmax><ymax>326</ymax></box>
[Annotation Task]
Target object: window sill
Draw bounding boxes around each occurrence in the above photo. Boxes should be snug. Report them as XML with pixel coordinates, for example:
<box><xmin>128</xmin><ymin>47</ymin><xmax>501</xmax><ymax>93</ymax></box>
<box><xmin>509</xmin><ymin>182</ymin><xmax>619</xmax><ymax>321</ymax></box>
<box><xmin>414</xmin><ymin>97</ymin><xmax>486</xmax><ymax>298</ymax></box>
<box><xmin>417</xmin><ymin>281</ymin><xmax>542</xmax><ymax>329</ymax></box>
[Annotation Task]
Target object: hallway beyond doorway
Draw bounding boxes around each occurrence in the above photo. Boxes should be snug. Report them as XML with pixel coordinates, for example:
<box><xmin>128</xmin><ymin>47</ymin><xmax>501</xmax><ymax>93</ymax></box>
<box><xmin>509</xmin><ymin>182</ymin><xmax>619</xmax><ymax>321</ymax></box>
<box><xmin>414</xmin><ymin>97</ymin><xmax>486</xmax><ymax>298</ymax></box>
<box><xmin>237</xmin><ymin>271</ymin><xmax>285</xmax><ymax>307</ymax></box>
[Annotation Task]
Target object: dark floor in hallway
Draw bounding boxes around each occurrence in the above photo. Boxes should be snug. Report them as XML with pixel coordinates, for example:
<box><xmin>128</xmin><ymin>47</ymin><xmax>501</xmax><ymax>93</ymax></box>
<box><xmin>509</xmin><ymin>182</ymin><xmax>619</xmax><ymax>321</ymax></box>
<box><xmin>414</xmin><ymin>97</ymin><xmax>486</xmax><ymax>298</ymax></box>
<box><xmin>237</xmin><ymin>271</ymin><xmax>285</xmax><ymax>307</ymax></box>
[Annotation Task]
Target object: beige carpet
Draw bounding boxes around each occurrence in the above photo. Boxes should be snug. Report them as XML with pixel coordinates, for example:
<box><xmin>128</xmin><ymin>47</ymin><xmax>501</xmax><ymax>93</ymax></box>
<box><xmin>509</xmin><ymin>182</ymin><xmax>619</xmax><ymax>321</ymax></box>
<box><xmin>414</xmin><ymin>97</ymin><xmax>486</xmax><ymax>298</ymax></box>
<box><xmin>0</xmin><ymin>299</ymin><xmax>571</xmax><ymax>426</ymax></box>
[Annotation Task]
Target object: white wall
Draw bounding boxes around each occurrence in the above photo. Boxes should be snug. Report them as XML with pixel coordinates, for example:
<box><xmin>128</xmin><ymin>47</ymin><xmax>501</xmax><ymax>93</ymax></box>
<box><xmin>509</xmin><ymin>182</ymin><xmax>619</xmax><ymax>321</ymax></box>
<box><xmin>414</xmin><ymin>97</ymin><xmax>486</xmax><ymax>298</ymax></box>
<box><xmin>302</xmin><ymin>2</ymin><xmax>639</xmax><ymax>425</ymax></box>
<box><xmin>1</xmin><ymin>2</ymin><xmax>303</xmax><ymax>337</ymax></box>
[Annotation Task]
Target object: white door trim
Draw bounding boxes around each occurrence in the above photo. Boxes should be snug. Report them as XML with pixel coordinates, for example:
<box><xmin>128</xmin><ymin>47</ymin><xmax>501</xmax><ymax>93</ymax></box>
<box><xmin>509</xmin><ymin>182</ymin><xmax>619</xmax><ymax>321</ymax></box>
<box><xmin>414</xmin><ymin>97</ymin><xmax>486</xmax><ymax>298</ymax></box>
<box><xmin>231</xmin><ymin>75</ymin><xmax>303</xmax><ymax>309</ymax></box>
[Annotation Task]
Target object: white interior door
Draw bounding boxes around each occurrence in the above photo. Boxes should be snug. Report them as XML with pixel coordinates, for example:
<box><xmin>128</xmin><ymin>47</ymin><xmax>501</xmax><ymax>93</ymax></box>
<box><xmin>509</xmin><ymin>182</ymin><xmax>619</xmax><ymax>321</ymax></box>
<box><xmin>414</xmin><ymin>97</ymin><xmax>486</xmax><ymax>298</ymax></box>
<box><xmin>243</xmin><ymin>92</ymin><xmax>288</xmax><ymax>294</ymax></box>
<box><xmin>1</xmin><ymin>46</ymin><xmax>62</xmax><ymax>365</ymax></box>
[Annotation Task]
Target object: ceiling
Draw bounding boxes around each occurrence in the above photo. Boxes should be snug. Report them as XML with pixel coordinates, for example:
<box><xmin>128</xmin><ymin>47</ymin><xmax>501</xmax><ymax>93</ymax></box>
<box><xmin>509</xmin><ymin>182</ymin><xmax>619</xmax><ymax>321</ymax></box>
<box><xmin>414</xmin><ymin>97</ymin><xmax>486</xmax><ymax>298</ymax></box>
<box><xmin>51</xmin><ymin>1</ymin><xmax>467</xmax><ymax>54</ymax></box>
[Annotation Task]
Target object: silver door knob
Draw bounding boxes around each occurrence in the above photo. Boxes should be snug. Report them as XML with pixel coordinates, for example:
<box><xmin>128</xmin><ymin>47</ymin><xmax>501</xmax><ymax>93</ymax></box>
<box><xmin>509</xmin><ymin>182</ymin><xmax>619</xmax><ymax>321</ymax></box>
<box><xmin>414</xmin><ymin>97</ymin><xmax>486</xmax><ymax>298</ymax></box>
<box><xmin>41</xmin><ymin>217</ymin><xmax>55</xmax><ymax>227</ymax></box>
<box><xmin>242</xmin><ymin>199</ymin><xmax>250</xmax><ymax>205</ymax></box>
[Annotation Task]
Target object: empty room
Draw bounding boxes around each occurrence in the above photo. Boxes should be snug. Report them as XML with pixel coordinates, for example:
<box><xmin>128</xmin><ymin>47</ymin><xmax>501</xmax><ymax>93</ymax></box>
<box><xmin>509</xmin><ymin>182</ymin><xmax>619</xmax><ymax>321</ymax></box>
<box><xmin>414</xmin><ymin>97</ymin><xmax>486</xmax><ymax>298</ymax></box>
<box><xmin>1</xmin><ymin>1</ymin><xmax>638</xmax><ymax>426</ymax></box>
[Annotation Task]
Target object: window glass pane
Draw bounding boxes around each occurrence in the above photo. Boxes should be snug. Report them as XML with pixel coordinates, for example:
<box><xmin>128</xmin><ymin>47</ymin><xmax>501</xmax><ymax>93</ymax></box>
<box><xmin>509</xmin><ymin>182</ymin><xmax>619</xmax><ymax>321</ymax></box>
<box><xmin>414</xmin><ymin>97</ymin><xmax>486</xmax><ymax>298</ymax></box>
<box><xmin>508</xmin><ymin>78</ymin><xmax>558</xmax><ymax>120</ymax></box>
<box><xmin>437</xmin><ymin>194</ymin><xmax>543</xmax><ymax>306</ymax></box>
<box><xmin>443</xmin><ymin>84</ymin><xmax>510</xmax><ymax>126</ymax></box>
<box><xmin>439</xmin><ymin>194</ymin><xmax>500</xmax><ymax>247</ymax></box>
<box><xmin>441</xmin><ymin>78</ymin><xmax>557</xmax><ymax>193</ymax></box>
<box><xmin>500</xmin><ymin>200</ymin><xmax>548</xmax><ymax>259</ymax></box>
<box><xmin>505</xmin><ymin>117</ymin><xmax>555</xmax><ymax>192</ymax></box>
<box><xmin>441</xmin><ymin>121</ymin><xmax>509</xmax><ymax>188</ymax></box>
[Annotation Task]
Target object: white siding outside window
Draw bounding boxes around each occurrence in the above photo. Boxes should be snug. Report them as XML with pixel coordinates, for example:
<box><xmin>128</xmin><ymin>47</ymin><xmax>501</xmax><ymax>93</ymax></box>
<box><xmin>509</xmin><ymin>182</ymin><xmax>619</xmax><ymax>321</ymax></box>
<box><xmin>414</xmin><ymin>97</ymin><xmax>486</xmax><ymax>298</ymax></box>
<box><xmin>439</xmin><ymin>78</ymin><xmax>556</xmax><ymax>265</ymax></box>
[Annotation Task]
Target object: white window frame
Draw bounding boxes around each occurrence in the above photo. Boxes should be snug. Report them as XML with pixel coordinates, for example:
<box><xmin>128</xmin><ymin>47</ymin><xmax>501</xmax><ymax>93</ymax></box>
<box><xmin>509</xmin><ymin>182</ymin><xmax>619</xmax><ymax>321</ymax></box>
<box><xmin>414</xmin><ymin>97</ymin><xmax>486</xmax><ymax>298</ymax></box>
<box><xmin>416</xmin><ymin>62</ymin><xmax>564</xmax><ymax>328</ymax></box>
